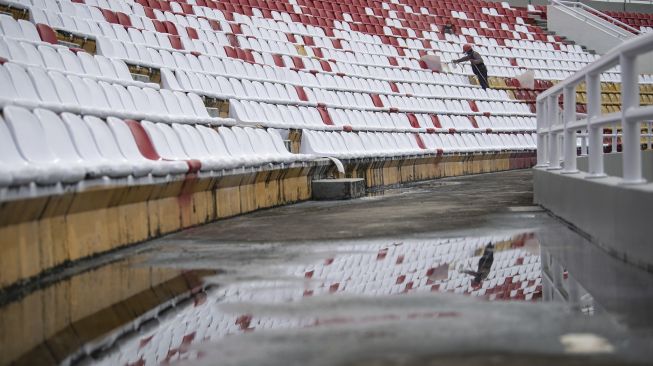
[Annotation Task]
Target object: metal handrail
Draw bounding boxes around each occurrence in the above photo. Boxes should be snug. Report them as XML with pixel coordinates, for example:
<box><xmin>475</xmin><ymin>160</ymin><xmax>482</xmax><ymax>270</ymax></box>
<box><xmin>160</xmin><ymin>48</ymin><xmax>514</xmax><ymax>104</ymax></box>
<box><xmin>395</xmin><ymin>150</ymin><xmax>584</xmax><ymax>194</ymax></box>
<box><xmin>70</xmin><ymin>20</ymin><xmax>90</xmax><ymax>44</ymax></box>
<box><xmin>536</xmin><ymin>31</ymin><xmax>653</xmax><ymax>184</ymax></box>
<box><xmin>556</xmin><ymin>0</ymin><xmax>641</xmax><ymax>34</ymax></box>
<box><xmin>549</xmin><ymin>0</ymin><xmax>637</xmax><ymax>40</ymax></box>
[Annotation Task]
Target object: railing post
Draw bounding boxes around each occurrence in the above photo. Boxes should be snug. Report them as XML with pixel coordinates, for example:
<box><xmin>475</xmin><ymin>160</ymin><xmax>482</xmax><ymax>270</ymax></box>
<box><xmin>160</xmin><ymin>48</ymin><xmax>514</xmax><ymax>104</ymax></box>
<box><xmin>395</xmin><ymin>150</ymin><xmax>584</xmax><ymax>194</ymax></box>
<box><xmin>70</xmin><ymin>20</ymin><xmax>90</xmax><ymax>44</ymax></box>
<box><xmin>620</xmin><ymin>54</ymin><xmax>645</xmax><ymax>184</ymax></box>
<box><xmin>585</xmin><ymin>73</ymin><xmax>606</xmax><ymax>178</ymax></box>
<box><xmin>535</xmin><ymin>98</ymin><xmax>548</xmax><ymax>167</ymax></box>
<box><xmin>580</xmin><ymin>133</ymin><xmax>588</xmax><ymax>155</ymax></box>
<box><xmin>562</xmin><ymin>85</ymin><xmax>578</xmax><ymax>173</ymax></box>
<box><xmin>610</xmin><ymin>123</ymin><xmax>616</xmax><ymax>153</ymax></box>
<box><xmin>547</xmin><ymin>94</ymin><xmax>561</xmax><ymax>170</ymax></box>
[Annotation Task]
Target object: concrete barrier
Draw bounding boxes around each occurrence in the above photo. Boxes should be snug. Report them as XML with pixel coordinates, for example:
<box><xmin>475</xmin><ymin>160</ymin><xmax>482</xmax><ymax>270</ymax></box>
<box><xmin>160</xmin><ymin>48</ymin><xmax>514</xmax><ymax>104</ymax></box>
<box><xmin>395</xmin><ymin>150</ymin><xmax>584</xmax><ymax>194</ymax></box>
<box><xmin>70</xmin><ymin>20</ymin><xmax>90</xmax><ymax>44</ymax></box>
<box><xmin>533</xmin><ymin>166</ymin><xmax>653</xmax><ymax>271</ymax></box>
<box><xmin>312</xmin><ymin>178</ymin><xmax>366</xmax><ymax>200</ymax></box>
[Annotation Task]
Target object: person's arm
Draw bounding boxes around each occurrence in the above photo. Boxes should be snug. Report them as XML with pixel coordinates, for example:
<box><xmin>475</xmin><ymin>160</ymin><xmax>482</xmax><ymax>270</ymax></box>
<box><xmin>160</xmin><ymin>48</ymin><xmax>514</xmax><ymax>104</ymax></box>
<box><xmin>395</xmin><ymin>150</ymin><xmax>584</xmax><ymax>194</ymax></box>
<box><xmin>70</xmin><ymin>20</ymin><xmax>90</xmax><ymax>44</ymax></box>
<box><xmin>453</xmin><ymin>54</ymin><xmax>472</xmax><ymax>63</ymax></box>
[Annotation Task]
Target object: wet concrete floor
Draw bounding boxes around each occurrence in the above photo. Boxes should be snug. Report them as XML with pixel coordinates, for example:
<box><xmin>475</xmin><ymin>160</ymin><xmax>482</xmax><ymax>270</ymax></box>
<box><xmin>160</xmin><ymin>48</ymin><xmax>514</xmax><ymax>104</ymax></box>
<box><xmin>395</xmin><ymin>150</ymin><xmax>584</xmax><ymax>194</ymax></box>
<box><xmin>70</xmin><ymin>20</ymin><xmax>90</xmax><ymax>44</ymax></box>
<box><xmin>2</xmin><ymin>170</ymin><xmax>653</xmax><ymax>366</ymax></box>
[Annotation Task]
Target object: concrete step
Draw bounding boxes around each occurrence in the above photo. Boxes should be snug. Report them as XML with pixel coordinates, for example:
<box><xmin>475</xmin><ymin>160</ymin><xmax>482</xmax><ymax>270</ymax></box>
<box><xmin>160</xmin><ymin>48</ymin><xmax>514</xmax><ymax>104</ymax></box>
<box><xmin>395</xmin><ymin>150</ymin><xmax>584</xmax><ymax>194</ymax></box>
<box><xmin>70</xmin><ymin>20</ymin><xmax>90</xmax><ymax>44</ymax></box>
<box><xmin>312</xmin><ymin>178</ymin><xmax>366</xmax><ymax>200</ymax></box>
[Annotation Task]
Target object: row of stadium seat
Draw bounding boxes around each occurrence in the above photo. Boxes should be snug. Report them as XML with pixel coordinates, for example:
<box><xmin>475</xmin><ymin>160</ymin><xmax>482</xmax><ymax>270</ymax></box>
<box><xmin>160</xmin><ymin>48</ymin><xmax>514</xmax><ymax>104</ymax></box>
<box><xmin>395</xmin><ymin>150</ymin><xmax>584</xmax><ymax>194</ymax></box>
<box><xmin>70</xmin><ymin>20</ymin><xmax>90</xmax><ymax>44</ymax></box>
<box><xmin>1</xmin><ymin>96</ymin><xmax>537</xmax><ymax>187</ymax></box>
<box><xmin>0</xmin><ymin>61</ymin><xmax>229</xmax><ymax>125</ymax></box>
<box><xmin>228</xmin><ymin>99</ymin><xmax>534</xmax><ymax>131</ymax></box>
<box><xmin>300</xmin><ymin>129</ymin><xmax>535</xmax><ymax>158</ymax></box>
<box><xmin>0</xmin><ymin>37</ymin><xmax>157</xmax><ymax>89</ymax></box>
<box><xmin>0</xmin><ymin>105</ymin><xmax>307</xmax><ymax>187</ymax></box>
<box><xmin>0</xmin><ymin>46</ymin><xmax>536</xmax><ymax>133</ymax></box>
<box><xmin>163</xmin><ymin>68</ymin><xmax>533</xmax><ymax>113</ymax></box>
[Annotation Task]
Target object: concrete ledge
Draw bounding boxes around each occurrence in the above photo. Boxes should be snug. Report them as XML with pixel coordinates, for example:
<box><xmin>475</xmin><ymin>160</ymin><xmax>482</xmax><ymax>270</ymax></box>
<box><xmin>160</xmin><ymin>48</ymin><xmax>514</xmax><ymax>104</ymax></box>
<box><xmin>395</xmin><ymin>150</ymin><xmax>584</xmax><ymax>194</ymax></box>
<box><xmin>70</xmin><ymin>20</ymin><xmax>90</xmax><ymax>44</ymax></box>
<box><xmin>312</xmin><ymin>178</ymin><xmax>366</xmax><ymax>200</ymax></box>
<box><xmin>533</xmin><ymin>168</ymin><xmax>653</xmax><ymax>271</ymax></box>
<box><xmin>577</xmin><ymin>150</ymin><xmax>653</xmax><ymax>181</ymax></box>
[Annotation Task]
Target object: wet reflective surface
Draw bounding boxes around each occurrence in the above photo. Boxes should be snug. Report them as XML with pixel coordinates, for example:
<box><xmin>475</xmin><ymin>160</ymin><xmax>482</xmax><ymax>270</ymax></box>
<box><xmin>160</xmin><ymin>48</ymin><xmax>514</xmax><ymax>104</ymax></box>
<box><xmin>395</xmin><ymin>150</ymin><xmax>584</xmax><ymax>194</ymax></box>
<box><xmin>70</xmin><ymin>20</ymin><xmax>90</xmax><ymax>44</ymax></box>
<box><xmin>79</xmin><ymin>220</ymin><xmax>652</xmax><ymax>366</ymax></box>
<box><xmin>0</xmin><ymin>253</ymin><xmax>214</xmax><ymax>365</ymax></box>
<box><xmin>90</xmin><ymin>231</ymin><xmax>546</xmax><ymax>366</ymax></box>
<box><xmin>2</xmin><ymin>171</ymin><xmax>653</xmax><ymax>365</ymax></box>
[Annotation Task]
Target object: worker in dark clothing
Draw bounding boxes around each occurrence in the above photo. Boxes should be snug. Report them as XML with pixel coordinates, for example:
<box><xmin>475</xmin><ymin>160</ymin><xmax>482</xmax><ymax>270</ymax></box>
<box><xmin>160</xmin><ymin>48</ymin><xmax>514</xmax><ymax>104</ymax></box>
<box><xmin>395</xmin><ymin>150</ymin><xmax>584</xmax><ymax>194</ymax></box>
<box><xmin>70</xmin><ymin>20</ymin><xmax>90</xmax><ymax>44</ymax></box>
<box><xmin>453</xmin><ymin>43</ymin><xmax>490</xmax><ymax>90</ymax></box>
<box><xmin>441</xmin><ymin>20</ymin><xmax>456</xmax><ymax>35</ymax></box>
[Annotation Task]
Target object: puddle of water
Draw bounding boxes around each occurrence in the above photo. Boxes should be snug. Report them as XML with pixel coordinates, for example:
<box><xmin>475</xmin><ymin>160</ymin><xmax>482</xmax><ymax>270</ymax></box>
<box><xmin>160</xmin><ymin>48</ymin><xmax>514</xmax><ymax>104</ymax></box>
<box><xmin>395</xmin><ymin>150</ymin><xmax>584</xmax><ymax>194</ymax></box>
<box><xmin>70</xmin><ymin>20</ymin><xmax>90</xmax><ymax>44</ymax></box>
<box><xmin>3</xmin><ymin>218</ymin><xmax>653</xmax><ymax>366</ymax></box>
<box><xmin>65</xmin><ymin>232</ymin><xmax>550</xmax><ymax>365</ymax></box>
<box><xmin>0</xmin><ymin>256</ymin><xmax>214</xmax><ymax>366</ymax></box>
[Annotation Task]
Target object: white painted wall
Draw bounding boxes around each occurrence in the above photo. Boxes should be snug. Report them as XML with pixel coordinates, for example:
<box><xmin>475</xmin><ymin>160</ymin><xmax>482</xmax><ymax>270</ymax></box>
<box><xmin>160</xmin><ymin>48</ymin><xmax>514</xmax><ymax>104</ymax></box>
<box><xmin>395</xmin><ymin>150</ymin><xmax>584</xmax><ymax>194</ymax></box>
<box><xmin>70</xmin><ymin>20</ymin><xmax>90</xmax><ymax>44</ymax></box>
<box><xmin>533</xmin><ymin>164</ymin><xmax>653</xmax><ymax>271</ymax></box>
<box><xmin>547</xmin><ymin>4</ymin><xmax>631</xmax><ymax>54</ymax></box>
<box><xmin>496</xmin><ymin>0</ymin><xmax>653</xmax><ymax>14</ymax></box>
<box><xmin>547</xmin><ymin>4</ymin><xmax>653</xmax><ymax>72</ymax></box>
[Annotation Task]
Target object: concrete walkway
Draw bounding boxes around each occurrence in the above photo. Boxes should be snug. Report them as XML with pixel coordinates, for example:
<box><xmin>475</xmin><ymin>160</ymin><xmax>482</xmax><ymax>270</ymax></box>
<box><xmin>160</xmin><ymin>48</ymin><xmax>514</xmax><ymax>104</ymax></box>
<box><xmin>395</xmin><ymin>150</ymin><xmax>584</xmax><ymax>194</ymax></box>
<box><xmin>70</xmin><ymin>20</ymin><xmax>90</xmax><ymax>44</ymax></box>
<box><xmin>175</xmin><ymin>170</ymin><xmax>535</xmax><ymax>242</ymax></box>
<box><xmin>3</xmin><ymin>170</ymin><xmax>653</xmax><ymax>366</ymax></box>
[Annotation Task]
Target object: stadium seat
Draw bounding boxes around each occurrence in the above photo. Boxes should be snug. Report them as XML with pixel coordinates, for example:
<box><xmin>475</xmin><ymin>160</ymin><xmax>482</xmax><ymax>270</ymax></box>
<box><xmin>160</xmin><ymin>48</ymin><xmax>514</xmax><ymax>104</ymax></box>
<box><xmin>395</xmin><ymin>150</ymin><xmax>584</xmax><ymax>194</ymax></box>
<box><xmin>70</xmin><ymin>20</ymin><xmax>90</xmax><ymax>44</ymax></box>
<box><xmin>3</xmin><ymin>105</ymin><xmax>80</xmax><ymax>184</ymax></box>
<box><xmin>108</xmin><ymin>117</ymin><xmax>188</xmax><ymax>176</ymax></box>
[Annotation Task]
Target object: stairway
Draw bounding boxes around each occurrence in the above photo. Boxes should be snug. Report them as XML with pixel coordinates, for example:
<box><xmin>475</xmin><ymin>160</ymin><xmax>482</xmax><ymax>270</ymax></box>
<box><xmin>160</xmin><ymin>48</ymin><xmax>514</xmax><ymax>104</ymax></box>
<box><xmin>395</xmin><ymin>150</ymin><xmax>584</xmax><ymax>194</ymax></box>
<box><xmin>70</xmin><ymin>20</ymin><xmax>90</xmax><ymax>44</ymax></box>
<box><xmin>530</xmin><ymin>12</ymin><xmax>597</xmax><ymax>55</ymax></box>
<box><xmin>546</xmin><ymin>1</ymin><xmax>638</xmax><ymax>55</ymax></box>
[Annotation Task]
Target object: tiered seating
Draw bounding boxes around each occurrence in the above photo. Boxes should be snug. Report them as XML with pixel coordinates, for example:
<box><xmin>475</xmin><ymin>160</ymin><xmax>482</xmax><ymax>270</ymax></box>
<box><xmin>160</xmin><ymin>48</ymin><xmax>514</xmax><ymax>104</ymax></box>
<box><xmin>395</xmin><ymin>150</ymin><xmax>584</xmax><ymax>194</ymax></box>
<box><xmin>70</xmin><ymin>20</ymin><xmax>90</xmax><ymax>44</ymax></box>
<box><xmin>0</xmin><ymin>0</ymin><xmax>551</xmax><ymax>191</ymax></box>
<box><xmin>301</xmin><ymin>128</ymin><xmax>533</xmax><ymax>157</ymax></box>
<box><xmin>91</xmin><ymin>232</ymin><xmax>542</xmax><ymax>365</ymax></box>
<box><xmin>480</xmin><ymin>76</ymin><xmax>653</xmax><ymax>115</ymax></box>
<box><xmin>36</xmin><ymin>0</ymin><xmax>623</xmax><ymax>84</ymax></box>
<box><xmin>574</xmin><ymin>83</ymin><xmax>653</xmax><ymax>114</ymax></box>
<box><xmin>0</xmin><ymin>13</ymin><xmax>316</xmax><ymax>188</ymax></box>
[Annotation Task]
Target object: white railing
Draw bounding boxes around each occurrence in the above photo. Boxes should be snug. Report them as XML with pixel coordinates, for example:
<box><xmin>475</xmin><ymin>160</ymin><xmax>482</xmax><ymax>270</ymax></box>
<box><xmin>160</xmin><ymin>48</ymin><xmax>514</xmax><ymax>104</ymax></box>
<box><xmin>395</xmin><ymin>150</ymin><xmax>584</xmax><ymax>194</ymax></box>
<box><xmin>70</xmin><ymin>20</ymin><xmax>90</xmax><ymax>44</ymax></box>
<box><xmin>570</xmin><ymin>0</ymin><xmax>653</xmax><ymax>5</ymax></box>
<box><xmin>536</xmin><ymin>31</ymin><xmax>653</xmax><ymax>184</ymax></box>
<box><xmin>553</xmin><ymin>0</ymin><xmax>641</xmax><ymax>36</ymax></box>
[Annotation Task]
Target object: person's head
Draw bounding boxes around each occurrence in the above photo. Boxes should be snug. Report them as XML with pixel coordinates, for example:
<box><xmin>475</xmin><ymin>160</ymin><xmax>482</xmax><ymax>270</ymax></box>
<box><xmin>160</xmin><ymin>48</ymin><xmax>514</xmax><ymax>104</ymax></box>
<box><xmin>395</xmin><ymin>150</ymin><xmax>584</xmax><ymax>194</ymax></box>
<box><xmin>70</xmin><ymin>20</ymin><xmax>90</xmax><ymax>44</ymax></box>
<box><xmin>446</xmin><ymin>20</ymin><xmax>452</xmax><ymax>26</ymax></box>
<box><xmin>463</xmin><ymin>43</ymin><xmax>473</xmax><ymax>54</ymax></box>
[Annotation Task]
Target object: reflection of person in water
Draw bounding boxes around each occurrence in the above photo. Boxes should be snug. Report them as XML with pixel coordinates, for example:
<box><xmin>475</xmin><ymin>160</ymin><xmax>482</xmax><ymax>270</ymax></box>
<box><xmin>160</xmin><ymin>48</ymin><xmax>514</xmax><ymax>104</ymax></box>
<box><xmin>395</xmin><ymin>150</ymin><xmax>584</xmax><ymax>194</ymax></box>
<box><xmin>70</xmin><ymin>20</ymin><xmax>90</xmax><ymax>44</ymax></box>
<box><xmin>463</xmin><ymin>243</ymin><xmax>494</xmax><ymax>288</ymax></box>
